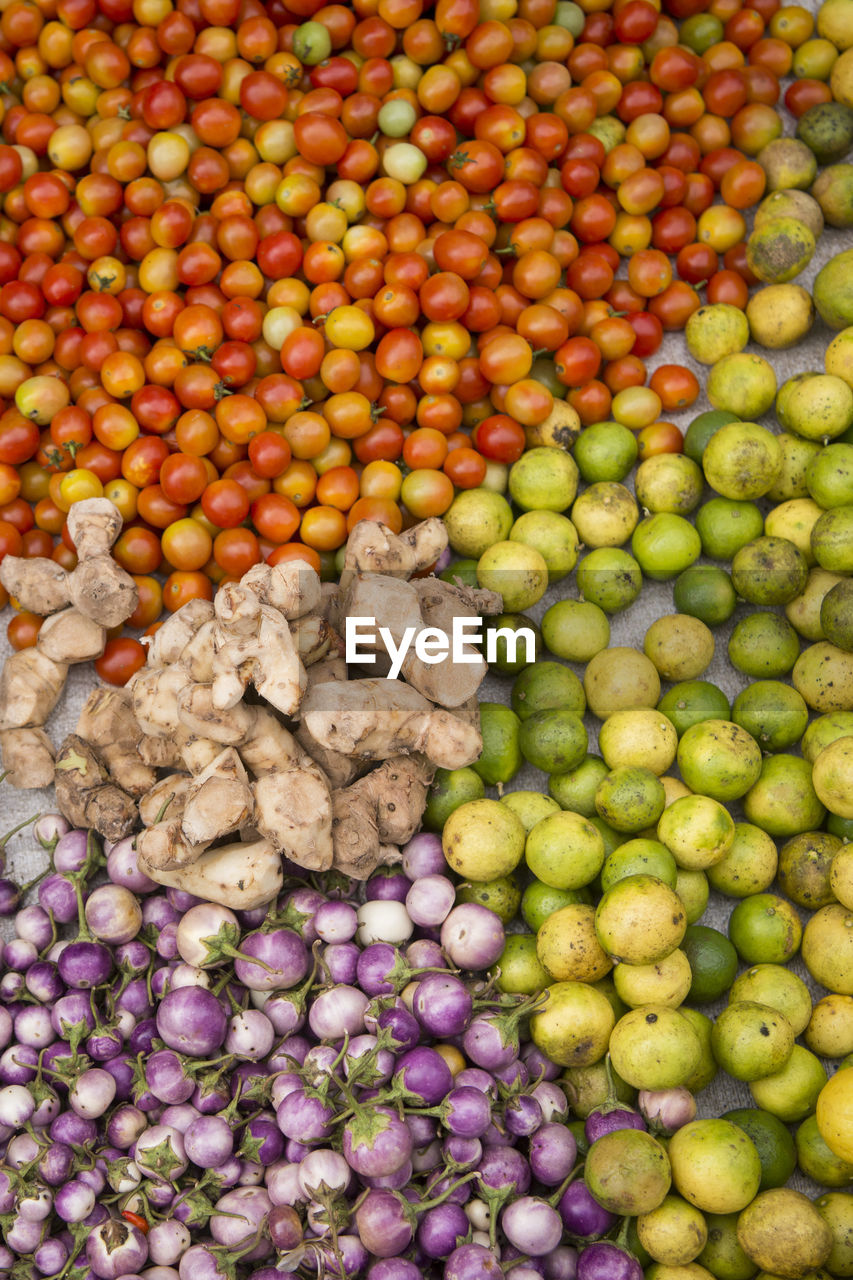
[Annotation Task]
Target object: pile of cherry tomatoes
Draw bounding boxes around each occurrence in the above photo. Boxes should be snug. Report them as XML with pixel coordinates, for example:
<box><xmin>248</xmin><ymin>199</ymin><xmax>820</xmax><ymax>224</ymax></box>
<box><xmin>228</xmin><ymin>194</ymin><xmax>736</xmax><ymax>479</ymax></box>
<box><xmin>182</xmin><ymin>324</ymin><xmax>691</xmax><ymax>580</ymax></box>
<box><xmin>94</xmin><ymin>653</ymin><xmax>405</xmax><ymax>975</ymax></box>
<box><xmin>0</xmin><ymin>0</ymin><xmax>837</xmax><ymax>680</ymax></box>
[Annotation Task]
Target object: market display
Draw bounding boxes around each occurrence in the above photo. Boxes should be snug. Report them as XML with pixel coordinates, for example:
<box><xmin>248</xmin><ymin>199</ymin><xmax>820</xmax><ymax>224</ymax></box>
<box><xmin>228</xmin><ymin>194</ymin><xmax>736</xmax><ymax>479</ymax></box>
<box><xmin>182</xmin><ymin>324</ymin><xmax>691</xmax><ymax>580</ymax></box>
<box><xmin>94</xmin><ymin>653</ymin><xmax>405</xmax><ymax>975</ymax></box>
<box><xmin>0</xmin><ymin>0</ymin><xmax>853</xmax><ymax>1271</ymax></box>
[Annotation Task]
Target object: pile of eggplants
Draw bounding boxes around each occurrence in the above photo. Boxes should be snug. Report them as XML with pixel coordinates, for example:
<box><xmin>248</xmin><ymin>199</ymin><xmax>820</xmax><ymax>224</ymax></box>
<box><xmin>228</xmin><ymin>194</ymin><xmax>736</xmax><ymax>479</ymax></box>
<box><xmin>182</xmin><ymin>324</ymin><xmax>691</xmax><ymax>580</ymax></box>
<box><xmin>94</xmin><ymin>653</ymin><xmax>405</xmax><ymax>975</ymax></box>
<box><xmin>0</xmin><ymin>817</ymin><xmax>693</xmax><ymax>1280</ymax></box>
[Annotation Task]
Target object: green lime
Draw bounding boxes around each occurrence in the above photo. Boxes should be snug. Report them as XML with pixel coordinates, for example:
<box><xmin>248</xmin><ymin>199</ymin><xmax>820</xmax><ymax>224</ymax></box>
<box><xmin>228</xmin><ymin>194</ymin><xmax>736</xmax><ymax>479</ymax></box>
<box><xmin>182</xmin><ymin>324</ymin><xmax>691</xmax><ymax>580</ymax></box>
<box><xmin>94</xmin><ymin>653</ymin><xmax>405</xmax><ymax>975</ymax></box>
<box><xmin>501</xmin><ymin>790</ymin><xmax>560</xmax><ymax>834</ymax></box>
<box><xmin>570</xmin><ymin>481</ymin><xmax>638</xmax><ymax>548</ymax></box>
<box><xmin>444</xmin><ymin>488</ymin><xmax>513</xmax><ymax>558</ymax></box>
<box><xmin>710</xmin><ymin>1001</ymin><xmax>795</xmax><ymax>1082</ymax></box>
<box><xmin>730</xmin><ymin>963</ymin><xmax>813</xmax><ymax>1035</ymax></box>
<box><xmin>658</xmin><ymin>794</ymin><xmax>736</xmax><ymax>870</ymax></box>
<box><xmin>456</xmin><ymin>874</ymin><xmax>521</xmax><ymax>924</ymax></box>
<box><xmin>731</xmin><ymin>680</ymin><xmax>810</xmax><ymax>752</ymax></box>
<box><xmin>541</xmin><ymin>598</ymin><xmax>610</xmax><ymax>661</ymax></box>
<box><xmin>815</xmin><ymin>1191</ymin><xmax>853</xmax><ymax>1278</ymax></box>
<box><xmin>796</xmin><ymin>1113</ymin><xmax>853</xmax><ymax>1186</ymax></box>
<box><xmin>631</xmin><ymin>513</ymin><xmax>702</xmax><ymax>582</ymax></box>
<box><xmin>706</xmin><ymin>353</ymin><xmax>778</xmax><ymax>419</ymax></box>
<box><xmin>525</xmin><ymin>810</ymin><xmax>606</xmax><ymax>890</ymax></box>
<box><xmin>683</xmin><ymin>408</ymin><xmax>741</xmax><ymax>465</ymax></box>
<box><xmin>699</xmin><ymin>1212</ymin><xmax>761</xmax><ymax>1280</ymax></box>
<box><xmin>806</xmin><ymin>442</ymin><xmax>853</xmax><ymax>508</ymax></box>
<box><xmin>681</xmin><ymin>924</ymin><xmax>739</xmax><ymax>1004</ymax></box>
<box><xmin>509</xmin><ymin>510</ymin><xmax>579</xmax><ymax>582</ymax></box>
<box><xmin>508</xmin><ymin>447</ymin><xmax>578</xmax><ymax>512</ymax></box>
<box><xmin>608</xmin><ymin>1007</ymin><xmax>701</xmax><ymax>1091</ymax></box>
<box><xmin>702</xmin><ymin>420</ymin><xmax>782</xmax><ymax>499</ymax></box>
<box><xmin>635</xmin><ymin>453</ymin><xmax>704</xmax><ymax>516</ymax></box>
<box><xmin>576</xmin><ymin>547</ymin><xmax>643</xmax><ymax>613</ymax></box>
<box><xmin>518</xmin><ymin>708</ymin><xmax>588</xmax><ymax>774</ymax></box>
<box><xmin>595</xmin><ymin>874</ymin><xmax>686</xmax><ymax>965</ymax></box>
<box><xmin>521</xmin><ymin>879</ymin><xmax>593</xmax><ymax>932</ymax></box>
<box><xmin>439</xmin><ymin>558</ymin><xmax>479</xmax><ymax>588</ymax></box>
<box><xmin>722</xmin><ymin>1108</ymin><xmax>797</xmax><ymax>1190</ymax></box>
<box><xmin>422</xmin><ymin>766</ymin><xmax>485</xmax><ymax>831</ymax></box>
<box><xmin>529</xmin><ymin>980</ymin><xmax>616</xmax><ymax>1067</ymax></box>
<box><xmin>572</xmin><ymin>420</ymin><xmax>638</xmax><ymax>483</ymax></box>
<box><xmin>802</xmin><ymin>710</ymin><xmax>853</xmax><ymax>762</ymax></box>
<box><xmin>677</xmin><ymin>719</ymin><xmax>763</xmax><ymax>802</ymax></box>
<box><xmin>676</xmin><ymin>868</ymin><xmax>710</xmax><ymax>923</ymax></box>
<box><xmin>812</xmin><ymin>504</ymin><xmax>853</xmax><ymax>573</ymax></box>
<box><xmin>472</xmin><ymin>702</ymin><xmax>522</xmax><ymax>787</ymax></box>
<box><xmin>549</xmin><ymin>754</ymin><xmax>609</xmax><ymax>818</ymax></box>
<box><xmin>658</xmin><ymin>681</ymin><xmax>732</xmax><ymax>736</ymax></box>
<box><xmin>477</xmin><ymin>541</ymin><xmax>549</xmax><ymax>613</ymax></box>
<box><xmin>767</xmin><ymin>431</ymin><xmax>822</xmax><ymax>502</ymax></box>
<box><xmin>728</xmin><ymin>893</ymin><xmax>803</xmax><ymax>964</ymax></box>
<box><xmin>492</xmin><ymin>933</ymin><xmax>550</xmax><ymax>996</ymax></box>
<box><xmin>668</xmin><ymin>1119</ymin><xmax>762</xmax><ymax>1214</ymax></box>
<box><xmin>680</xmin><ymin>1007</ymin><xmax>719</xmax><ymax>1093</ymax></box>
<box><xmin>777</xmin><ymin>830</ymin><xmax>840</xmax><ymax>909</ymax></box>
<box><xmin>748</xmin><ymin>1044</ymin><xmax>828</xmax><ymax>1123</ymax></box>
<box><xmin>731</xmin><ymin>535</ymin><xmax>809</xmax><ymax>605</ymax></box>
<box><xmin>601</xmin><ymin>839</ymin><xmax>678</xmax><ymax>892</ymax></box>
<box><xmin>695</xmin><ymin>497</ymin><xmax>766</xmax><ymax>561</ymax></box>
<box><xmin>727</xmin><ymin>612</ymin><xmax>801</xmax><ymax>678</ymax></box>
<box><xmin>743</xmin><ymin>753</ymin><xmax>826</xmax><ymax>837</ymax></box>
<box><xmin>590</xmin><ymin>814</ymin><xmax>625</xmax><ymax>858</ymax></box>
<box><xmin>485</xmin><ymin>613</ymin><xmax>542</xmax><ymax>675</ymax></box>
<box><xmin>672</xmin><ymin>565</ymin><xmax>738</xmax><ymax>627</ymax></box>
<box><xmin>595</xmin><ymin>766</ymin><xmax>667</xmax><ymax>833</ymax></box>
<box><xmin>707</xmin><ymin>822</ymin><xmax>779</xmax><ymax>899</ymax></box>
<box><xmin>511</xmin><ymin>661</ymin><xmax>585</xmax><ymax>722</ymax></box>
<box><xmin>442</xmin><ymin>798</ymin><xmax>526</xmax><ymax>881</ymax></box>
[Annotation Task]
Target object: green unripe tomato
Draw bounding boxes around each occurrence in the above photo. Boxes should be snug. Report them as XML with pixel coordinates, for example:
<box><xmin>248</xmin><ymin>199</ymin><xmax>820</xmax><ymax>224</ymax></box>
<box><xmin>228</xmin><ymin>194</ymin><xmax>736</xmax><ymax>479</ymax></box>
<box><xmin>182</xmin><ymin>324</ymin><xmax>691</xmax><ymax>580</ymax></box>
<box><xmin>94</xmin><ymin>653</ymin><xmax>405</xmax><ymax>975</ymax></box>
<box><xmin>292</xmin><ymin>21</ymin><xmax>331</xmax><ymax>63</ymax></box>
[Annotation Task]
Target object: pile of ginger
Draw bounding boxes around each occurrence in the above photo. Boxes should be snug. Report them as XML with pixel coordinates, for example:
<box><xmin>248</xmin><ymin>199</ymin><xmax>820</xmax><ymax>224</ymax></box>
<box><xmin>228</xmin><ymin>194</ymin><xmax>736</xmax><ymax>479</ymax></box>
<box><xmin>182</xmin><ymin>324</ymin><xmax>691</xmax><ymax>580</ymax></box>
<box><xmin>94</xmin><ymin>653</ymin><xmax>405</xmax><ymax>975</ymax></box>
<box><xmin>2</xmin><ymin>507</ymin><xmax>501</xmax><ymax>910</ymax></box>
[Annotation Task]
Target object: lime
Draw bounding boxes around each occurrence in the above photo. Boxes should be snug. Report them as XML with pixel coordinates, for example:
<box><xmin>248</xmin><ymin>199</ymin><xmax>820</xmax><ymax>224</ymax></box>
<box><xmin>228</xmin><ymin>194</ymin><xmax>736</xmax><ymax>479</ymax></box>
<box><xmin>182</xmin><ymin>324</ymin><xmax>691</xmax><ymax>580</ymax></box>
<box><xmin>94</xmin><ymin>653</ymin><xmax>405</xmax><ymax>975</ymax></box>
<box><xmin>786</xmin><ymin>566</ymin><xmax>845</xmax><ymax>641</ymax></box>
<box><xmin>735</xmin><ymin>1188</ymin><xmax>833</xmax><ymax>1278</ymax></box>
<box><xmin>728</xmin><ymin>893</ymin><xmax>803</xmax><ymax>964</ymax></box>
<box><xmin>595</xmin><ymin>766</ymin><xmax>667</xmax><ymax>833</ymax></box>
<box><xmin>742</xmin><ymin>754</ymin><xmax>826</xmax><ymax>837</ymax></box>
<box><xmin>573</xmin><ymin>420</ymin><xmax>638</xmax><ymax>483</ymax></box>
<box><xmin>599</xmin><ymin>707</ymin><xmax>678</xmax><ymax>774</ymax></box>
<box><xmin>658</xmin><ymin>795</ymin><xmax>735</xmax><ymax>870</ymax></box>
<box><xmin>727</xmin><ymin>612</ymin><xmax>801</xmax><ymax>679</ymax></box>
<box><xmin>723</xmin><ymin>1108</ymin><xmax>797</xmax><ymax>1191</ymax></box>
<box><xmin>584</xmin><ymin>646</ymin><xmax>661</xmax><ymax>717</ymax></box>
<box><xmin>748</xmin><ymin>1044</ymin><xmax>827</xmax><ymax>1123</ymax></box>
<box><xmin>508</xmin><ymin>446</ymin><xmax>578</xmax><ymax>512</ymax></box>
<box><xmin>444</xmin><ymin>489</ymin><xmax>513</xmax><ymax>558</ymax></box>
<box><xmin>681</xmin><ymin>924</ymin><xmax>739</xmax><ymax>1004</ymax></box>
<box><xmin>680</xmin><ymin>1008</ymin><xmax>719</xmax><ymax>1094</ymax></box>
<box><xmin>637</xmin><ymin>1195</ymin><xmax>708</xmax><ymax>1267</ymax></box>
<box><xmin>797</xmin><ymin>1112</ymin><xmax>853</xmax><ymax>1187</ymax></box>
<box><xmin>635</xmin><ymin>454</ymin><xmax>704</xmax><ymax>516</ymax></box>
<box><xmin>806</xmin><ymin>442</ymin><xmax>853</xmax><ymax>508</ymax></box>
<box><xmin>702</xmin><ymin>421</ymin><xmax>782</xmax><ymax>500</ymax></box>
<box><xmin>801</xmin><ymin>710</ymin><xmax>853</xmax><ymax>762</ymax></box>
<box><xmin>471</xmin><ymin>703</ymin><xmax>522</xmax><ymax>787</ymax></box>
<box><xmin>584</xmin><ymin>1128</ymin><xmax>672</xmax><ymax>1214</ymax></box>
<box><xmin>730</xmin><ymin>963</ymin><xmax>813</xmax><ymax>1035</ymax></box>
<box><xmin>672</xmin><ymin>565</ymin><xmax>738</xmax><ymax>627</ymax></box>
<box><xmin>677</xmin><ymin>719</ymin><xmax>763</xmax><ymax>802</ymax></box>
<box><xmin>485</xmin><ymin>613</ymin><xmax>542</xmax><ymax>675</ymax></box>
<box><xmin>576</xmin><ymin>547</ymin><xmax>643</xmax><ymax>612</ymax></box>
<box><xmin>601</xmin><ymin>839</ymin><xmax>678</xmax><ymax>892</ymax></box>
<box><xmin>613</xmin><ymin>949</ymin><xmax>691</xmax><ymax>1012</ymax></box>
<box><xmin>492</xmin><ymin>934</ymin><xmax>549</xmax><ymax>996</ymax></box>
<box><xmin>658</xmin><ymin>681</ymin><xmax>732</xmax><ymax>737</ymax></box>
<box><xmin>541</xmin><ymin>598</ymin><xmax>610</xmax><ymax>662</ymax></box>
<box><xmin>731</xmin><ymin>680</ymin><xmax>809</xmax><ymax>752</ymax></box>
<box><xmin>477</xmin><ymin>540</ymin><xmax>549</xmax><ymax>612</ymax></box>
<box><xmin>806</xmin><ymin>993</ymin><xmax>853</xmax><ymax>1059</ymax></box>
<box><xmin>571</xmin><ymin>481</ymin><xmax>638</xmax><ymax>547</ymax></box>
<box><xmin>815</xmin><ymin>1192</ymin><xmax>853</xmax><ymax>1278</ymax></box>
<box><xmin>683</xmin><ymin>408</ymin><xmax>741</xmax><ymax>465</ymax></box>
<box><xmin>668</xmin><ymin>1120</ymin><xmax>762</xmax><ymax>1215</ymax></box>
<box><xmin>608</xmin><ymin>1007</ymin><xmax>701</xmax><ymax>1091</ymax></box>
<box><xmin>456</xmin><ymin>874</ymin><xmax>521</xmax><ymax>924</ymax></box>
<box><xmin>767</xmin><ymin>431</ymin><xmax>822</xmax><ymax>503</ymax></box>
<box><xmin>675</xmin><ymin>868</ymin><xmax>710</xmax><ymax>923</ymax></box>
<box><xmin>731</xmin><ymin>535</ymin><xmax>809</xmax><ymax>606</ymax></box>
<box><xmin>521</xmin><ymin>879</ymin><xmax>592</xmax><ymax>932</ymax></box>
<box><xmin>711</xmin><ymin>1001</ymin><xmax>795</xmax><ymax>1082</ymax></box>
<box><xmin>529</xmin><ymin>980</ymin><xmax>615</xmax><ymax>1067</ymax></box>
<box><xmin>706</xmin><ymin>822</ymin><xmax>778</xmax><ymax>899</ymax></box>
<box><xmin>440</xmin><ymin>558</ymin><xmax>479</xmax><ymax>588</ymax></box>
<box><xmin>525</xmin><ymin>810</ymin><xmax>606</xmax><ymax>890</ymax></box>
<box><xmin>537</xmin><ymin>903</ymin><xmax>612</xmax><ymax>983</ymax></box>
<box><xmin>549</xmin><ymin>754</ymin><xmax>610</xmax><ymax>818</ymax></box>
<box><xmin>595</xmin><ymin>873</ymin><xmax>686</xmax><ymax>964</ymax></box>
<box><xmin>695</xmin><ymin>497</ymin><xmax>765</xmax><ymax>561</ymax></box>
<box><xmin>442</xmin><ymin>798</ymin><xmax>526</xmax><ymax>880</ymax></box>
<box><xmin>509</xmin><ymin>510</ymin><xmax>579</xmax><ymax>582</ymax></box>
<box><xmin>590</xmin><ymin>814</ymin><xmax>626</xmax><ymax>858</ymax></box>
<box><xmin>792</xmin><ymin>639</ymin><xmax>853</xmax><ymax>711</ymax></box>
<box><xmin>423</xmin><ymin>766</ymin><xmax>485</xmax><ymax>831</ymax></box>
<box><xmin>631</xmin><ymin>513</ymin><xmax>702</xmax><ymax>582</ymax></box>
<box><xmin>518</xmin><ymin>708</ymin><xmax>588</xmax><ymax>774</ymax></box>
<box><xmin>644</xmin><ymin>615</ymin><xmax>715</xmax><ymax>682</ymax></box>
<box><xmin>699</xmin><ymin>1212</ymin><xmax>761</xmax><ymax>1280</ymax></box>
<box><xmin>821</xmin><ymin>579</ymin><xmax>853</xmax><ymax>651</ymax></box>
<box><xmin>812</xmin><ymin>505</ymin><xmax>853</xmax><ymax>574</ymax></box>
<box><xmin>511</xmin><ymin>661</ymin><xmax>585</xmax><ymax>722</ymax></box>
<box><xmin>802</xmin><ymin>903</ymin><xmax>853</xmax><ymax>995</ymax></box>
<box><xmin>501</xmin><ymin>790</ymin><xmax>560</xmax><ymax>834</ymax></box>
<box><xmin>777</xmin><ymin>830</ymin><xmax>840</xmax><ymax>909</ymax></box>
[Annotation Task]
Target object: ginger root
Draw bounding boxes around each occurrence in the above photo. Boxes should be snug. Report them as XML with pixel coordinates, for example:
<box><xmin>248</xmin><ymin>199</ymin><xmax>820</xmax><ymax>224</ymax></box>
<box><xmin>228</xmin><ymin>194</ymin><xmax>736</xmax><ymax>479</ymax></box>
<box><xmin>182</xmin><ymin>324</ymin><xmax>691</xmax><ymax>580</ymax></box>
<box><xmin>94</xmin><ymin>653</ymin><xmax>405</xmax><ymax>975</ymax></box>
<box><xmin>77</xmin><ymin>687</ymin><xmax>156</xmax><ymax>797</ymax></box>
<box><xmin>54</xmin><ymin>735</ymin><xmax>137</xmax><ymax>841</ymax></box>
<box><xmin>37</xmin><ymin>608</ymin><xmax>106</xmax><ymax>665</ymax></box>
<box><xmin>0</xmin><ymin>557</ymin><xmax>70</xmax><ymax>616</ymax></box>
<box><xmin>138</xmin><ymin>773</ymin><xmax>191</xmax><ymax>828</ymax></box>
<box><xmin>180</xmin><ymin>748</ymin><xmax>254</xmax><ymax>849</ymax></box>
<box><xmin>330</xmin><ymin>755</ymin><xmax>433</xmax><ymax>879</ymax></box>
<box><xmin>0</xmin><ymin>727</ymin><xmax>55</xmax><ymax>789</ymax></box>
<box><xmin>300</xmin><ymin>679</ymin><xmax>482</xmax><ymax>770</ymax></box>
<box><xmin>136</xmin><ymin>818</ymin><xmax>201</xmax><ymax>871</ymax></box>
<box><xmin>253</xmin><ymin>757</ymin><xmax>333</xmax><ymax>871</ymax></box>
<box><xmin>0</xmin><ymin>649</ymin><xmax>68</xmax><ymax>731</ymax></box>
<box><xmin>341</xmin><ymin>517</ymin><xmax>447</xmax><ymax>581</ymax></box>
